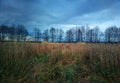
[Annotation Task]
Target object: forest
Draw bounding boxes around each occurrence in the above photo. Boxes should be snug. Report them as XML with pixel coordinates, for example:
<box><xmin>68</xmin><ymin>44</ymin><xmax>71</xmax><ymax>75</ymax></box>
<box><xmin>0</xmin><ymin>24</ymin><xmax>120</xmax><ymax>43</ymax></box>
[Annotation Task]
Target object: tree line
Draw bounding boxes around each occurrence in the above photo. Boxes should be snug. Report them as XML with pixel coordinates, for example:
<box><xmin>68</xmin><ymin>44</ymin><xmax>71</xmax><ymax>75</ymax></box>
<box><xmin>0</xmin><ymin>24</ymin><xmax>120</xmax><ymax>43</ymax></box>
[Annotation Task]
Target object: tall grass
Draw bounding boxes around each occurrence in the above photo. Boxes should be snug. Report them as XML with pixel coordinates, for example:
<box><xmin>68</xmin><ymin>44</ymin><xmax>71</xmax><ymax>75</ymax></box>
<box><xmin>33</xmin><ymin>43</ymin><xmax>120</xmax><ymax>83</ymax></box>
<box><xmin>0</xmin><ymin>42</ymin><xmax>36</xmax><ymax>83</ymax></box>
<box><xmin>0</xmin><ymin>42</ymin><xmax>120</xmax><ymax>83</ymax></box>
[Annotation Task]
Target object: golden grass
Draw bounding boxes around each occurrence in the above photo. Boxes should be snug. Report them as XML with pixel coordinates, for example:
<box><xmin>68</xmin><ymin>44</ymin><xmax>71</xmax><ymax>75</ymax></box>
<box><xmin>1</xmin><ymin>42</ymin><xmax>120</xmax><ymax>82</ymax></box>
<box><xmin>31</xmin><ymin>42</ymin><xmax>120</xmax><ymax>82</ymax></box>
<box><xmin>32</xmin><ymin>42</ymin><xmax>120</xmax><ymax>70</ymax></box>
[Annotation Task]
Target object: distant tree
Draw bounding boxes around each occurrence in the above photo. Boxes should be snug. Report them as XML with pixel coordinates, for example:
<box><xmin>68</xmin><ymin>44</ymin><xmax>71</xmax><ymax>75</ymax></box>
<box><xmin>16</xmin><ymin>25</ymin><xmax>28</xmax><ymax>41</ymax></box>
<box><xmin>1</xmin><ymin>23</ymin><xmax>120</xmax><ymax>43</ymax></box>
<box><xmin>118</xmin><ymin>28</ymin><xmax>120</xmax><ymax>42</ymax></box>
<box><xmin>99</xmin><ymin>32</ymin><xmax>104</xmax><ymax>42</ymax></box>
<box><xmin>0</xmin><ymin>25</ymin><xmax>1</xmax><ymax>42</ymax></box>
<box><xmin>81</xmin><ymin>25</ymin><xmax>89</xmax><ymax>42</ymax></box>
<box><xmin>58</xmin><ymin>28</ymin><xmax>64</xmax><ymax>42</ymax></box>
<box><xmin>34</xmin><ymin>28</ymin><xmax>41</xmax><ymax>42</ymax></box>
<box><xmin>86</xmin><ymin>29</ymin><xmax>93</xmax><ymax>42</ymax></box>
<box><xmin>50</xmin><ymin>27</ymin><xmax>56</xmax><ymax>42</ymax></box>
<box><xmin>55</xmin><ymin>28</ymin><xmax>59</xmax><ymax>42</ymax></box>
<box><xmin>66</xmin><ymin>29</ymin><xmax>74</xmax><ymax>42</ymax></box>
<box><xmin>39</xmin><ymin>30</ymin><xmax>42</xmax><ymax>42</ymax></box>
<box><xmin>105</xmin><ymin>26</ymin><xmax>119</xmax><ymax>43</ymax></box>
<box><xmin>0</xmin><ymin>24</ymin><xmax>9</xmax><ymax>42</ymax></box>
<box><xmin>112</xmin><ymin>26</ymin><xmax>119</xmax><ymax>42</ymax></box>
<box><xmin>105</xmin><ymin>28</ymin><xmax>110</xmax><ymax>42</ymax></box>
<box><xmin>75</xmin><ymin>28</ymin><xmax>82</xmax><ymax>42</ymax></box>
<box><xmin>43</xmin><ymin>29</ymin><xmax>49</xmax><ymax>42</ymax></box>
<box><xmin>86</xmin><ymin>26</ymin><xmax>100</xmax><ymax>42</ymax></box>
<box><xmin>93</xmin><ymin>27</ymin><xmax>100</xmax><ymax>42</ymax></box>
<box><xmin>9</xmin><ymin>25</ymin><xmax>16</xmax><ymax>41</ymax></box>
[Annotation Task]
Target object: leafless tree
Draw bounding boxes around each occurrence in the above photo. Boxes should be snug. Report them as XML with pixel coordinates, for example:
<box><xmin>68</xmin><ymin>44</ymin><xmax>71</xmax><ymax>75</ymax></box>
<box><xmin>34</xmin><ymin>28</ymin><xmax>41</xmax><ymax>42</ymax></box>
<box><xmin>43</xmin><ymin>29</ymin><xmax>49</xmax><ymax>42</ymax></box>
<box><xmin>58</xmin><ymin>28</ymin><xmax>64</xmax><ymax>42</ymax></box>
<box><xmin>50</xmin><ymin>27</ymin><xmax>56</xmax><ymax>42</ymax></box>
<box><xmin>75</xmin><ymin>27</ymin><xmax>82</xmax><ymax>42</ymax></box>
<box><xmin>66</xmin><ymin>29</ymin><xmax>74</xmax><ymax>42</ymax></box>
<box><xmin>16</xmin><ymin>25</ymin><xmax>28</xmax><ymax>41</ymax></box>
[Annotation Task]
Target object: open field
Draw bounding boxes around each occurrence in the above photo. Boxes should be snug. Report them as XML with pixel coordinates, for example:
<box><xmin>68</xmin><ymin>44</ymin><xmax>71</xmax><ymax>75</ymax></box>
<box><xmin>0</xmin><ymin>42</ymin><xmax>120</xmax><ymax>83</ymax></box>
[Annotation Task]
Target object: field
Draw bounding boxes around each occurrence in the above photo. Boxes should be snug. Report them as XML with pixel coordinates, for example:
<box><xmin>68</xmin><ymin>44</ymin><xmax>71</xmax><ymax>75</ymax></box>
<box><xmin>0</xmin><ymin>42</ymin><xmax>120</xmax><ymax>83</ymax></box>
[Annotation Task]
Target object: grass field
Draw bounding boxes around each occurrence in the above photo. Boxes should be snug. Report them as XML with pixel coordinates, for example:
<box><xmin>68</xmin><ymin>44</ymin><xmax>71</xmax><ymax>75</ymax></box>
<box><xmin>0</xmin><ymin>42</ymin><xmax>120</xmax><ymax>83</ymax></box>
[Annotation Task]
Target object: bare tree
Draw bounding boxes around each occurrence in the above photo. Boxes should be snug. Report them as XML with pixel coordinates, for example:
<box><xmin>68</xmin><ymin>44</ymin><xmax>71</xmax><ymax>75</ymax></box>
<box><xmin>80</xmin><ymin>26</ymin><xmax>86</xmax><ymax>42</ymax></box>
<box><xmin>105</xmin><ymin>26</ymin><xmax>119</xmax><ymax>43</ymax></box>
<box><xmin>93</xmin><ymin>27</ymin><xmax>100</xmax><ymax>42</ymax></box>
<box><xmin>0</xmin><ymin>24</ymin><xmax>9</xmax><ymax>42</ymax></box>
<box><xmin>99</xmin><ymin>32</ymin><xmax>104</xmax><ymax>42</ymax></box>
<box><xmin>66</xmin><ymin>29</ymin><xmax>74</xmax><ymax>42</ymax></box>
<box><xmin>86</xmin><ymin>29</ymin><xmax>93</xmax><ymax>42</ymax></box>
<box><xmin>0</xmin><ymin>25</ymin><xmax>1</xmax><ymax>42</ymax></box>
<box><xmin>43</xmin><ymin>29</ymin><xmax>49</xmax><ymax>42</ymax></box>
<box><xmin>86</xmin><ymin>27</ymin><xmax>100</xmax><ymax>42</ymax></box>
<box><xmin>85</xmin><ymin>26</ymin><xmax>90</xmax><ymax>42</ymax></box>
<box><xmin>9</xmin><ymin>25</ymin><xmax>16</xmax><ymax>41</ymax></box>
<box><xmin>16</xmin><ymin>25</ymin><xmax>28</xmax><ymax>41</ymax></box>
<box><xmin>50</xmin><ymin>27</ymin><xmax>56</xmax><ymax>42</ymax></box>
<box><xmin>75</xmin><ymin>27</ymin><xmax>82</xmax><ymax>42</ymax></box>
<box><xmin>34</xmin><ymin>28</ymin><xmax>41</xmax><ymax>42</ymax></box>
<box><xmin>112</xmin><ymin>26</ymin><xmax>119</xmax><ymax>42</ymax></box>
<box><xmin>58</xmin><ymin>28</ymin><xmax>64</xmax><ymax>42</ymax></box>
<box><xmin>118</xmin><ymin>28</ymin><xmax>120</xmax><ymax>42</ymax></box>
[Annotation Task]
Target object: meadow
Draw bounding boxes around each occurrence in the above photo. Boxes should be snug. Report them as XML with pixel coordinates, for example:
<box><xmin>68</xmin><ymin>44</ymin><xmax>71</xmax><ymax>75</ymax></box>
<box><xmin>0</xmin><ymin>42</ymin><xmax>120</xmax><ymax>83</ymax></box>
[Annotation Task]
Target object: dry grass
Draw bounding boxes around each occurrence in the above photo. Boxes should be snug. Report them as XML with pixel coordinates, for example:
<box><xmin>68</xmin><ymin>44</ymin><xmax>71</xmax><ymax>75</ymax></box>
<box><xmin>31</xmin><ymin>42</ymin><xmax>120</xmax><ymax>68</ymax></box>
<box><xmin>31</xmin><ymin>42</ymin><xmax>120</xmax><ymax>83</ymax></box>
<box><xmin>0</xmin><ymin>42</ymin><xmax>36</xmax><ymax>83</ymax></box>
<box><xmin>0</xmin><ymin>42</ymin><xmax>120</xmax><ymax>83</ymax></box>
<box><xmin>31</xmin><ymin>42</ymin><xmax>86</xmax><ymax>56</ymax></box>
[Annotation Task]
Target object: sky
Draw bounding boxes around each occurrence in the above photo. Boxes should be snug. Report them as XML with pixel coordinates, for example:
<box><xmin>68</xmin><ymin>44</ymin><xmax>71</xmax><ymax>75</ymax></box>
<box><xmin>0</xmin><ymin>0</ymin><xmax>120</xmax><ymax>31</ymax></box>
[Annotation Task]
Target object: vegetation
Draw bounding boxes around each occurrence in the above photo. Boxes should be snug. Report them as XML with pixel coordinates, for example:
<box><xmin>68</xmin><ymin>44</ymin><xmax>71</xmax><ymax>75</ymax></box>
<box><xmin>0</xmin><ymin>22</ymin><xmax>120</xmax><ymax>83</ymax></box>
<box><xmin>0</xmin><ymin>24</ymin><xmax>120</xmax><ymax>43</ymax></box>
<box><xmin>0</xmin><ymin>42</ymin><xmax>37</xmax><ymax>83</ymax></box>
<box><xmin>0</xmin><ymin>42</ymin><xmax>120</xmax><ymax>83</ymax></box>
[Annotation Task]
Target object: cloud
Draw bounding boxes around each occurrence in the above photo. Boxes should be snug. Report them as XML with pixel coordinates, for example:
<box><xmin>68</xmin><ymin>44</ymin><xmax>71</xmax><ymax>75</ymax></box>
<box><xmin>0</xmin><ymin>0</ymin><xmax>120</xmax><ymax>31</ymax></box>
<box><xmin>60</xmin><ymin>1</ymin><xmax>120</xmax><ymax>31</ymax></box>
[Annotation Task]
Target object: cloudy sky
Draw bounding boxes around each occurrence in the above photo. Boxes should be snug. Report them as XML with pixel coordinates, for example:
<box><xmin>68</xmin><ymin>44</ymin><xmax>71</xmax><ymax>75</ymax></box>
<box><xmin>0</xmin><ymin>0</ymin><xmax>120</xmax><ymax>31</ymax></box>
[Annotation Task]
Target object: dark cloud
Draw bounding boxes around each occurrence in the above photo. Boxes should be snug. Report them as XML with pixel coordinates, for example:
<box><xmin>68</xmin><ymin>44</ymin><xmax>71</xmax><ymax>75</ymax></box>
<box><xmin>0</xmin><ymin>0</ymin><xmax>120</xmax><ymax>30</ymax></box>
